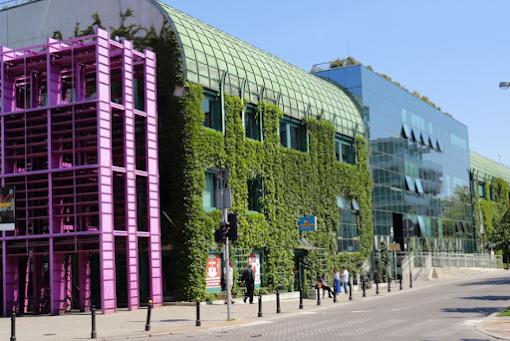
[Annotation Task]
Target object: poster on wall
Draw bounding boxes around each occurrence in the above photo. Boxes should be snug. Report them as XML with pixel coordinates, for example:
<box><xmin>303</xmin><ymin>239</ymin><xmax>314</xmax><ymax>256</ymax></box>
<box><xmin>249</xmin><ymin>253</ymin><xmax>261</xmax><ymax>286</ymax></box>
<box><xmin>0</xmin><ymin>186</ymin><xmax>15</xmax><ymax>231</ymax></box>
<box><xmin>206</xmin><ymin>254</ymin><xmax>222</xmax><ymax>289</ymax></box>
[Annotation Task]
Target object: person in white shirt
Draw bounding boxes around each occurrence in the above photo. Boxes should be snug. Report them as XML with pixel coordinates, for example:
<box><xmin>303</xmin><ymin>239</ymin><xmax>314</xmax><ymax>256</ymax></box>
<box><xmin>223</xmin><ymin>261</ymin><xmax>234</xmax><ymax>304</ymax></box>
<box><xmin>342</xmin><ymin>266</ymin><xmax>349</xmax><ymax>294</ymax></box>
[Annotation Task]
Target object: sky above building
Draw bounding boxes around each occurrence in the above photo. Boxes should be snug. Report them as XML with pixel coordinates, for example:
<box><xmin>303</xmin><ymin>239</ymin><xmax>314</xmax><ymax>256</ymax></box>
<box><xmin>161</xmin><ymin>0</ymin><xmax>510</xmax><ymax>166</ymax></box>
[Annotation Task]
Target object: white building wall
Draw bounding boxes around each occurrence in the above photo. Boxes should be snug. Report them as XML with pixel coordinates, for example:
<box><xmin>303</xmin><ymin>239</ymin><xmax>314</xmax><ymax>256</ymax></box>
<box><xmin>0</xmin><ymin>0</ymin><xmax>165</xmax><ymax>48</ymax></box>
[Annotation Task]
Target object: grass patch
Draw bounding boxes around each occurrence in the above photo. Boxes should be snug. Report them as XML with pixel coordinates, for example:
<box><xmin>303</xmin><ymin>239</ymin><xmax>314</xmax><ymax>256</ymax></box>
<box><xmin>497</xmin><ymin>308</ymin><xmax>510</xmax><ymax>317</ymax></box>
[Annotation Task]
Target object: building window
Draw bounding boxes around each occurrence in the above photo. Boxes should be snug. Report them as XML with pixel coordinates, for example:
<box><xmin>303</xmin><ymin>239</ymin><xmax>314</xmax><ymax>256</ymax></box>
<box><xmin>335</xmin><ymin>134</ymin><xmax>355</xmax><ymax>165</ymax></box>
<box><xmin>477</xmin><ymin>181</ymin><xmax>485</xmax><ymax>199</ymax></box>
<box><xmin>280</xmin><ymin>116</ymin><xmax>306</xmax><ymax>152</ymax></box>
<box><xmin>245</xmin><ymin>106</ymin><xmax>261</xmax><ymax>141</ymax></box>
<box><xmin>337</xmin><ymin>196</ymin><xmax>359</xmax><ymax>252</ymax></box>
<box><xmin>203</xmin><ymin>171</ymin><xmax>218</xmax><ymax>210</ymax></box>
<box><xmin>203</xmin><ymin>93</ymin><xmax>222</xmax><ymax>131</ymax></box>
<box><xmin>247</xmin><ymin>178</ymin><xmax>263</xmax><ymax>212</ymax></box>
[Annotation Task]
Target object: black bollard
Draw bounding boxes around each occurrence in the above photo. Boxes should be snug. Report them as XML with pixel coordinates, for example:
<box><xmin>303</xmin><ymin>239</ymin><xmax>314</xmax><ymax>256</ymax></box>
<box><xmin>399</xmin><ymin>276</ymin><xmax>403</xmax><ymax>290</ymax></box>
<box><xmin>10</xmin><ymin>310</ymin><xmax>16</xmax><ymax>341</ymax></box>
<box><xmin>299</xmin><ymin>289</ymin><xmax>304</xmax><ymax>309</ymax></box>
<box><xmin>376</xmin><ymin>279</ymin><xmax>379</xmax><ymax>295</ymax></box>
<box><xmin>316</xmin><ymin>287</ymin><xmax>321</xmax><ymax>306</ymax></box>
<box><xmin>362</xmin><ymin>280</ymin><xmax>366</xmax><ymax>297</ymax></box>
<box><xmin>258</xmin><ymin>294</ymin><xmax>263</xmax><ymax>317</ymax></box>
<box><xmin>145</xmin><ymin>300</ymin><xmax>152</xmax><ymax>331</ymax></box>
<box><xmin>349</xmin><ymin>282</ymin><xmax>352</xmax><ymax>301</ymax></box>
<box><xmin>388</xmin><ymin>279</ymin><xmax>391</xmax><ymax>292</ymax></box>
<box><xmin>410</xmin><ymin>272</ymin><xmax>413</xmax><ymax>288</ymax></box>
<box><xmin>276</xmin><ymin>290</ymin><xmax>281</xmax><ymax>314</ymax></box>
<box><xmin>91</xmin><ymin>305</ymin><xmax>97</xmax><ymax>339</ymax></box>
<box><xmin>196</xmin><ymin>299</ymin><xmax>201</xmax><ymax>327</ymax></box>
<box><xmin>333</xmin><ymin>290</ymin><xmax>337</xmax><ymax>303</ymax></box>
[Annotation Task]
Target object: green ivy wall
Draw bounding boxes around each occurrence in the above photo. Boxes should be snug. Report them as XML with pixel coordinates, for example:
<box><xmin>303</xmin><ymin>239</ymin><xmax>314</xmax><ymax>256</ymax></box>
<box><xmin>160</xmin><ymin>83</ymin><xmax>373</xmax><ymax>300</ymax></box>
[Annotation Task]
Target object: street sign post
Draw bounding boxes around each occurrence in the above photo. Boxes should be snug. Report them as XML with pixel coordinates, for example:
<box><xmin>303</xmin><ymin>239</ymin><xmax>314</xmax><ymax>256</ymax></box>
<box><xmin>215</xmin><ymin>169</ymin><xmax>232</xmax><ymax>322</ymax></box>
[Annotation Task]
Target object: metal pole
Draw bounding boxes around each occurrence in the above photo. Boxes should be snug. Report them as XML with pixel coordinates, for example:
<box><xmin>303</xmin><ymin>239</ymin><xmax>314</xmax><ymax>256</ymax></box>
<box><xmin>258</xmin><ymin>294</ymin><xmax>263</xmax><ymax>317</ymax></box>
<box><xmin>145</xmin><ymin>300</ymin><xmax>152</xmax><ymax>331</ymax></box>
<box><xmin>333</xmin><ymin>290</ymin><xmax>337</xmax><ymax>303</ymax></box>
<box><xmin>196</xmin><ymin>299</ymin><xmax>201</xmax><ymax>327</ymax></box>
<box><xmin>299</xmin><ymin>289</ymin><xmax>304</xmax><ymax>309</ymax></box>
<box><xmin>224</xmin><ymin>236</ymin><xmax>231</xmax><ymax>322</ymax></box>
<box><xmin>376</xmin><ymin>279</ymin><xmax>379</xmax><ymax>295</ymax></box>
<box><xmin>349</xmin><ymin>282</ymin><xmax>352</xmax><ymax>301</ymax></box>
<box><xmin>276</xmin><ymin>290</ymin><xmax>281</xmax><ymax>313</ymax></box>
<box><xmin>10</xmin><ymin>311</ymin><xmax>16</xmax><ymax>341</ymax></box>
<box><xmin>410</xmin><ymin>270</ymin><xmax>413</xmax><ymax>288</ymax></box>
<box><xmin>399</xmin><ymin>276</ymin><xmax>403</xmax><ymax>290</ymax></box>
<box><xmin>91</xmin><ymin>305</ymin><xmax>97</xmax><ymax>339</ymax></box>
<box><xmin>317</xmin><ymin>287</ymin><xmax>321</xmax><ymax>306</ymax></box>
<box><xmin>388</xmin><ymin>278</ymin><xmax>391</xmax><ymax>292</ymax></box>
<box><xmin>362</xmin><ymin>279</ymin><xmax>366</xmax><ymax>297</ymax></box>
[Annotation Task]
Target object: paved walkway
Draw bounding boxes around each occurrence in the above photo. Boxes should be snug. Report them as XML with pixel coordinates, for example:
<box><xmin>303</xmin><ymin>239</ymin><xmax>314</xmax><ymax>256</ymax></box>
<box><xmin>478</xmin><ymin>313</ymin><xmax>510</xmax><ymax>340</ymax></box>
<box><xmin>0</xmin><ymin>274</ymin><xmax>501</xmax><ymax>341</ymax></box>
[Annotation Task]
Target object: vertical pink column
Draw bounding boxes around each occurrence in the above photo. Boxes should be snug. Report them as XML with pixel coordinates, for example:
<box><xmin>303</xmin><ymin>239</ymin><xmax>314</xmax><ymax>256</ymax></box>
<box><xmin>96</xmin><ymin>28</ymin><xmax>116</xmax><ymax>313</ymax></box>
<box><xmin>144</xmin><ymin>49</ymin><xmax>162</xmax><ymax>306</ymax></box>
<box><xmin>51</xmin><ymin>252</ymin><xmax>66</xmax><ymax>315</ymax></box>
<box><xmin>123</xmin><ymin>40</ymin><xmax>140</xmax><ymax>310</ymax></box>
<box><xmin>78</xmin><ymin>252</ymin><xmax>91</xmax><ymax>312</ymax></box>
<box><xmin>4</xmin><ymin>255</ymin><xmax>19</xmax><ymax>314</ymax></box>
<box><xmin>32</xmin><ymin>255</ymin><xmax>45</xmax><ymax>314</ymax></box>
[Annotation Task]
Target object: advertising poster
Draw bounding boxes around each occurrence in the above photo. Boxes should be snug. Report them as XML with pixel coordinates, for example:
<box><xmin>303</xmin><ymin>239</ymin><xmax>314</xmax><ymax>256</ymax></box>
<box><xmin>0</xmin><ymin>186</ymin><xmax>15</xmax><ymax>231</ymax></box>
<box><xmin>206</xmin><ymin>253</ymin><xmax>222</xmax><ymax>290</ymax></box>
<box><xmin>249</xmin><ymin>253</ymin><xmax>261</xmax><ymax>287</ymax></box>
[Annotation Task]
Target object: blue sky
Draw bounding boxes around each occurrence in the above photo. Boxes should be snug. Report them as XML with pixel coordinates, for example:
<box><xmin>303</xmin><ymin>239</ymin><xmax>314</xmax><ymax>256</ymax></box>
<box><xmin>162</xmin><ymin>0</ymin><xmax>510</xmax><ymax>165</ymax></box>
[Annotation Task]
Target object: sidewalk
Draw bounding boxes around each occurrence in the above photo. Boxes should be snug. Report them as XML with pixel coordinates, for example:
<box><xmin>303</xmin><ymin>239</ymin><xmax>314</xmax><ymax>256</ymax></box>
<box><xmin>0</xmin><ymin>278</ymin><xmax>458</xmax><ymax>341</ymax></box>
<box><xmin>477</xmin><ymin>313</ymin><xmax>510</xmax><ymax>340</ymax></box>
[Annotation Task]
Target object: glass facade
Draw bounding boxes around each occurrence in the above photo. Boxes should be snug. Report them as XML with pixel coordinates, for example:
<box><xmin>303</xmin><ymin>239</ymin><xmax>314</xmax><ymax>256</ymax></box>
<box><xmin>315</xmin><ymin>65</ymin><xmax>475</xmax><ymax>252</ymax></box>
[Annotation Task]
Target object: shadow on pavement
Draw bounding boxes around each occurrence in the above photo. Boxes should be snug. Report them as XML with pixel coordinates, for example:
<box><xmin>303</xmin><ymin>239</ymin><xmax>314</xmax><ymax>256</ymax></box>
<box><xmin>457</xmin><ymin>295</ymin><xmax>510</xmax><ymax>301</ymax></box>
<box><xmin>456</xmin><ymin>278</ymin><xmax>510</xmax><ymax>287</ymax></box>
<box><xmin>441</xmin><ymin>307</ymin><xmax>500</xmax><ymax>316</ymax></box>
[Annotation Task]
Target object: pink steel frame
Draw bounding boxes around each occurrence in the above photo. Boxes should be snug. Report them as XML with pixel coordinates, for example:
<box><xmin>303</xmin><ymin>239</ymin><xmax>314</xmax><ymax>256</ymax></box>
<box><xmin>0</xmin><ymin>28</ymin><xmax>162</xmax><ymax>315</ymax></box>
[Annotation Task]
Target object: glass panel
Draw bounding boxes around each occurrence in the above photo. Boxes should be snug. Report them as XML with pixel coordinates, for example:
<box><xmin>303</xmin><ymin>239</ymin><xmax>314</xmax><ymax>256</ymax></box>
<box><xmin>351</xmin><ymin>199</ymin><xmax>360</xmax><ymax>211</ymax></box>
<box><xmin>402</xmin><ymin>123</ymin><xmax>411</xmax><ymax>138</ymax></box>
<box><xmin>336</xmin><ymin>196</ymin><xmax>345</xmax><ymax>208</ymax></box>
<box><xmin>405</xmin><ymin>176</ymin><xmax>415</xmax><ymax>192</ymax></box>
<box><xmin>203</xmin><ymin>172</ymin><xmax>216</xmax><ymax>209</ymax></box>
<box><xmin>280</xmin><ymin>121</ymin><xmax>288</xmax><ymax>147</ymax></box>
<box><xmin>417</xmin><ymin>216</ymin><xmax>426</xmax><ymax>236</ymax></box>
<box><xmin>415</xmin><ymin>178</ymin><xmax>424</xmax><ymax>194</ymax></box>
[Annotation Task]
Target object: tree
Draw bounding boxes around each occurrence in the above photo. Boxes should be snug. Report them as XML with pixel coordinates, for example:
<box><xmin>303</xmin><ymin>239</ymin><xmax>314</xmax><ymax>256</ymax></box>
<box><xmin>492</xmin><ymin>210</ymin><xmax>510</xmax><ymax>268</ymax></box>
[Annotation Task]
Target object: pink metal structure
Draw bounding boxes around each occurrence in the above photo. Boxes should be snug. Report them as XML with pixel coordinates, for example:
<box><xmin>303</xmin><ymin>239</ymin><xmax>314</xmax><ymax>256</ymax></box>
<box><xmin>0</xmin><ymin>28</ymin><xmax>162</xmax><ymax>315</ymax></box>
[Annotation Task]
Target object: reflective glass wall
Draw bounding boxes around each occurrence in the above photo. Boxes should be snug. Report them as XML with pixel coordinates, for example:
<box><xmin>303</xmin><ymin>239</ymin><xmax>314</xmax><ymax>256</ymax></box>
<box><xmin>315</xmin><ymin>65</ymin><xmax>475</xmax><ymax>252</ymax></box>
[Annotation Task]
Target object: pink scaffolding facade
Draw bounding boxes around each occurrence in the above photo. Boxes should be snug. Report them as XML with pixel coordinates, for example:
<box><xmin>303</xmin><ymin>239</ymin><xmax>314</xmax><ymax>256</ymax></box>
<box><xmin>0</xmin><ymin>28</ymin><xmax>162</xmax><ymax>315</ymax></box>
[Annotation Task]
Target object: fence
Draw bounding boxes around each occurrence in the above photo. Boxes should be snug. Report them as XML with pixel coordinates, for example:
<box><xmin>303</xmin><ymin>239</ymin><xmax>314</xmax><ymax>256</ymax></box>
<box><xmin>431</xmin><ymin>252</ymin><xmax>503</xmax><ymax>269</ymax></box>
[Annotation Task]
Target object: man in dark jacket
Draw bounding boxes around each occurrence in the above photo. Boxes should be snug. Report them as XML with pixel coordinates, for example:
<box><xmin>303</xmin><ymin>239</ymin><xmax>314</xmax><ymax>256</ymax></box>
<box><xmin>241</xmin><ymin>264</ymin><xmax>255</xmax><ymax>303</ymax></box>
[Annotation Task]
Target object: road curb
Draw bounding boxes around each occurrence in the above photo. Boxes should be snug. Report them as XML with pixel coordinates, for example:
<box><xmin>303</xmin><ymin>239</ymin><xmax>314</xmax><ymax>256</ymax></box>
<box><xmin>476</xmin><ymin>311</ymin><xmax>510</xmax><ymax>340</ymax></box>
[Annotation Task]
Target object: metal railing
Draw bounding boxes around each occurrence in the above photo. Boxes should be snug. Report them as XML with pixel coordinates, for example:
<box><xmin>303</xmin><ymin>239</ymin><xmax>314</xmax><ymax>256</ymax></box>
<box><xmin>431</xmin><ymin>252</ymin><xmax>503</xmax><ymax>269</ymax></box>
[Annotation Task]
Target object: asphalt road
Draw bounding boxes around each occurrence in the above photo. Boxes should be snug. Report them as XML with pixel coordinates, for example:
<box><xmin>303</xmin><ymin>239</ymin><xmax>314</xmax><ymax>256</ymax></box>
<box><xmin>131</xmin><ymin>272</ymin><xmax>510</xmax><ymax>341</ymax></box>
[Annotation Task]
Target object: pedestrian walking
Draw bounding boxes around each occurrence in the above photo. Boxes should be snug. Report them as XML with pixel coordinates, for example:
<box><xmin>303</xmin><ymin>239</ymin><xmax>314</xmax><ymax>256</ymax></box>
<box><xmin>223</xmin><ymin>261</ymin><xmax>234</xmax><ymax>304</ymax></box>
<box><xmin>342</xmin><ymin>266</ymin><xmax>349</xmax><ymax>294</ymax></box>
<box><xmin>334</xmin><ymin>268</ymin><xmax>341</xmax><ymax>294</ymax></box>
<box><xmin>241</xmin><ymin>264</ymin><xmax>255</xmax><ymax>304</ymax></box>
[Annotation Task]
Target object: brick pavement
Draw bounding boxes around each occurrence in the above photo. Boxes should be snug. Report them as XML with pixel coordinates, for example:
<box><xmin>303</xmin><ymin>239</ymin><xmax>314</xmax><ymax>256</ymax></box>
<box><xmin>0</xmin><ymin>277</ymin><xmax>464</xmax><ymax>340</ymax></box>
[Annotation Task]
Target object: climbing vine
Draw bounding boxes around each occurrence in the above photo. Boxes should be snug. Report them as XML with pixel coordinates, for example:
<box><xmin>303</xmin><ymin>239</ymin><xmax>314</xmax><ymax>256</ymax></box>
<box><xmin>73</xmin><ymin>10</ymin><xmax>374</xmax><ymax>301</ymax></box>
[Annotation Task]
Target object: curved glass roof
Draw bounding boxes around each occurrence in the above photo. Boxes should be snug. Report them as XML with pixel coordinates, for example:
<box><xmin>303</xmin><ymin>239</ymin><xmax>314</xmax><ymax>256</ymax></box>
<box><xmin>154</xmin><ymin>1</ymin><xmax>364</xmax><ymax>138</ymax></box>
<box><xmin>470</xmin><ymin>151</ymin><xmax>510</xmax><ymax>184</ymax></box>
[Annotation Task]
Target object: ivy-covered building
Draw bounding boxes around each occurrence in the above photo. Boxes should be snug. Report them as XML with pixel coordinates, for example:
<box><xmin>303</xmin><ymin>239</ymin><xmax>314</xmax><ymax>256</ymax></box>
<box><xmin>469</xmin><ymin>151</ymin><xmax>510</xmax><ymax>249</ymax></box>
<box><xmin>313</xmin><ymin>63</ymin><xmax>476</xmax><ymax>253</ymax></box>
<box><xmin>0</xmin><ymin>0</ymin><xmax>374</xmax><ymax>300</ymax></box>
